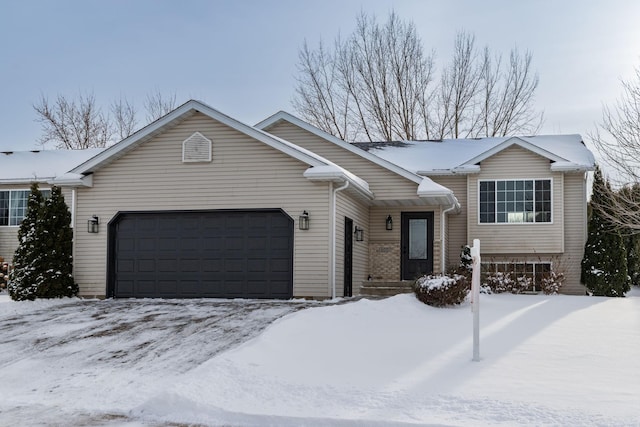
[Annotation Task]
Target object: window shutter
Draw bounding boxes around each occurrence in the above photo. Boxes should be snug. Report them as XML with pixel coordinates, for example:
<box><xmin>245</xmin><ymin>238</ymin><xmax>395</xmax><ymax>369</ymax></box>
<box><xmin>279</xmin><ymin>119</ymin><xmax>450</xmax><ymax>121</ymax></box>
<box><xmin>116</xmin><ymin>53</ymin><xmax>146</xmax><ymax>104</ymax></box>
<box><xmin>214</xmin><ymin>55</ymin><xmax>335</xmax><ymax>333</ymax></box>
<box><xmin>182</xmin><ymin>132</ymin><xmax>212</xmax><ymax>163</ymax></box>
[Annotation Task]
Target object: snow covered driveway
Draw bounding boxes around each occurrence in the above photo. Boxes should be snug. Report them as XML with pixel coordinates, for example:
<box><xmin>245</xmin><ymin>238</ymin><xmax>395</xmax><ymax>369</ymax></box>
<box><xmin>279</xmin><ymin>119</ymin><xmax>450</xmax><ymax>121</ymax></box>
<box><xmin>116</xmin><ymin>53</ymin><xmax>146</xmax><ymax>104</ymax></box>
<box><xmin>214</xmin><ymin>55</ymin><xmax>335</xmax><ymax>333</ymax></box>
<box><xmin>2</xmin><ymin>291</ymin><xmax>640</xmax><ymax>426</ymax></box>
<box><xmin>0</xmin><ymin>296</ymin><xmax>324</xmax><ymax>426</ymax></box>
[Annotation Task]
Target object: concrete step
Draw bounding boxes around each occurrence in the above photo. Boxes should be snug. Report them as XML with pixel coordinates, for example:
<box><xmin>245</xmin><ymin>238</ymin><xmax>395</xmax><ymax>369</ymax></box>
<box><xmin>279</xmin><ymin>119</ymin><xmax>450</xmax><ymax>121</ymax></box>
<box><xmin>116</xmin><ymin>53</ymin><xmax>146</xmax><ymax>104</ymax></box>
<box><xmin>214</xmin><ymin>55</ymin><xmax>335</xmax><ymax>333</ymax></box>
<box><xmin>359</xmin><ymin>281</ymin><xmax>415</xmax><ymax>297</ymax></box>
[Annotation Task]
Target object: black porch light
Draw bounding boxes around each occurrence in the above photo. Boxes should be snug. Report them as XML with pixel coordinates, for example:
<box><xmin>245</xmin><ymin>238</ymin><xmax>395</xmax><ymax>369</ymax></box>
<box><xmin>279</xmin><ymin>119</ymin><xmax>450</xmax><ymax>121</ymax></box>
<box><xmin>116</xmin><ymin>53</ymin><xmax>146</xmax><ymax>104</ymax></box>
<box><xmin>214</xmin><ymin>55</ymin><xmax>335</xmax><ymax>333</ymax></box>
<box><xmin>386</xmin><ymin>215</ymin><xmax>393</xmax><ymax>230</ymax></box>
<box><xmin>299</xmin><ymin>210</ymin><xmax>310</xmax><ymax>230</ymax></box>
<box><xmin>354</xmin><ymin>226</ymin><xmax>364</xmax><ymax>242</ymax></box>
<box><xmin>87</xmin><ymin>215</ymin><xmax>99</xmax><ymax>233</ymax></box>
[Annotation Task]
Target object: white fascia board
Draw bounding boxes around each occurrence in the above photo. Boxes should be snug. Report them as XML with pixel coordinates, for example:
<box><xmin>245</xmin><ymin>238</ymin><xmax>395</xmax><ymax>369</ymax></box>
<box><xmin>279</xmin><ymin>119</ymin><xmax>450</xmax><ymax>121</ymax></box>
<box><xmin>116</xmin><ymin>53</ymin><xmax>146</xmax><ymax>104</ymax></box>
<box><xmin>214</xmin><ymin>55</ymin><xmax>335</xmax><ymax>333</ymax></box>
<box><xmin>418</xmin><ymin>165</ymin><xmax>482</xmax><ymax>175</ymax></box>
<box><xmin>0</xmin><ymin>178</ymin><xmax>51</xmax><ymax>184</ymax></box>
<box><xmin>304</xmin><ymin>165</ymin><xmax>374</xmax><ymax>199</ymax></box>
<box><xmin>464</xmin><ymin>137</ymin><xmax>567</xmax><ymax>166</ymax></box>
<box><xmin>257</xmin><ymin>111</ymin><xmax>423</xmax><ymax>185</ymax></box>
<box><xmin>417</xmin><ymin>177</ymin><xmax>460</xmax><ymax>209</ymax></box>
<box><xmin>550</xmin><ymin>161</ymin><xmax>595</xmax><ymax>172</ymax></box>
<box><xmin>73</xmin><ymin>100</ymin><xmax>329</xmax><ymax>175</ymax></box>
<box><xmin>49</xmin><ymin>173</ymin><xmax>93</xmax><ymax>187</ymax></box>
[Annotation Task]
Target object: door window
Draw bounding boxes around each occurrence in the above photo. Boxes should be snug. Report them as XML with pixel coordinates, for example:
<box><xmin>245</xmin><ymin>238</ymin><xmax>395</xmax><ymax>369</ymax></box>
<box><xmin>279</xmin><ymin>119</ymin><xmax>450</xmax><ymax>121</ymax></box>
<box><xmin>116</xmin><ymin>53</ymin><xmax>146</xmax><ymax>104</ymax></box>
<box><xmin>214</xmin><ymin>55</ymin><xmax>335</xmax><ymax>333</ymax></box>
<box><xmin>409</xmin><ymin>219</ymin><xmax>428</xmax><ymax>260</ymax></box>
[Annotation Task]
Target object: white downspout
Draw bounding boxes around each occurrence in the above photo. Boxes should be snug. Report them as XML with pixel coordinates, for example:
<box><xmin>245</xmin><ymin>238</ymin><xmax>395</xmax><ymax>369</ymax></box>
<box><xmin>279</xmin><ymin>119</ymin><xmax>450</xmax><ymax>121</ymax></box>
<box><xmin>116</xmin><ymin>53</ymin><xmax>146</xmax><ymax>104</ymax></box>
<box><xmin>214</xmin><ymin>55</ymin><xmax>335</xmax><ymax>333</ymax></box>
<box><xmin>441</xmin><ymin>203</ymin><xmax>457</xmax><ymax>274</ymax></box>
<box><xmin>330</xmin><ymin>180</ymin><xmax>350</xmax><ymax>299</ymax></box>
<box><xmin>71</xmin><ymin>188</ymin><xmax>77</xmax><ymax>281</ymax></box>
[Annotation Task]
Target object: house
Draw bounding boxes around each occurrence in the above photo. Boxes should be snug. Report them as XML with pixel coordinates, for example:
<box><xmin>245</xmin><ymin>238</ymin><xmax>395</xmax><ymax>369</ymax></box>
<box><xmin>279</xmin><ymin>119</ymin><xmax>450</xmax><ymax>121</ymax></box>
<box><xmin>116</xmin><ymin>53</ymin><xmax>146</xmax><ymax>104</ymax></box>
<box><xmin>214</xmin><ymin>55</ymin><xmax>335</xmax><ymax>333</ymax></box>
<box><xmin>0</xmin><ymin>100</ymin><xmax>595</xmax><ymax>298</ymax></box>
<box><xmin>0</xmin><ymin>149</ymin><xmax>103</xmax><ymax>262</ymax></box>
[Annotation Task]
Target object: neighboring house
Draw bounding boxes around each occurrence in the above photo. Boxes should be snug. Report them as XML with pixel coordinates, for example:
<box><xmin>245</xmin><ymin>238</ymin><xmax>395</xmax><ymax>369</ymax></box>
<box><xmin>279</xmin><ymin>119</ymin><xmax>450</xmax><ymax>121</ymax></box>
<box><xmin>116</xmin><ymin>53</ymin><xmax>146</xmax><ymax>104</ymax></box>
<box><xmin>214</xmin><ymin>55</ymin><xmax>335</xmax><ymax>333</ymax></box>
<box><xmin>0</xmin><ymin>100</ymin><xmax>595</xmax><ymax>298</ymax></box>
<box><xmin>0</xmin><ymin>149</ymin><xmax>103</xmax><ymax>263</ymax></box>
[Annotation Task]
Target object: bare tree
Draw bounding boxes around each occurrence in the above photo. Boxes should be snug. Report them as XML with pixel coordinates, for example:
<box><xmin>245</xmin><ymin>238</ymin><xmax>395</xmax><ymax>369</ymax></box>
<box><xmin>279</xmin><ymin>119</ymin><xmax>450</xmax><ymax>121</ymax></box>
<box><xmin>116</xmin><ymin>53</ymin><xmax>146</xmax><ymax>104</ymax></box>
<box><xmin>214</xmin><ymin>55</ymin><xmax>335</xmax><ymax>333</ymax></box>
<box><xmin>34</xmin><ymin>93</ymin><xmax>112</xmax><ymax>149</ymax></box>
<box><xmin>110</xmin><ymin>96</ymin><xmax>138</xmax><ymax>140</ymax></box>
<box><xmin>590</xmin><ymin>67</ymin><xmax>640</xmax><ymax>231</ymax></box>
<box><xmin>144</xmin><ymin>91</ymin><xmax>177</xmax><ymax>123</ymax></box>
<box><xmin>591</xmin><ymin>67</ymin><xmax>640</xmax><ymax>185</ymax></box>
<box><xmin>34</xmin><ymin>91</ymin><xmax>180</xmax><ymax>149</ymax></box>
<box><xmin>295</xmin><ymin>12</ymin><xmax>436</xmax><ymax>141</ymax></box>
<box><xmin>293</xmin><ymin>13</ymin><xmax>542</xmax><ymax>142</ymax></box>
<box><xmin>435</xmin><ymin>32</ymin><xmax>482</xmax><ymax>138</ymax></box>
<box><xmin>477</xmin><ymin>47</ymin><xmax>542</xmax><ymax>137</ymax></box>
<box><xmin>293</xmin><ymin>40</ymin><xmax>355</xmax><ymax>141</ymax></box>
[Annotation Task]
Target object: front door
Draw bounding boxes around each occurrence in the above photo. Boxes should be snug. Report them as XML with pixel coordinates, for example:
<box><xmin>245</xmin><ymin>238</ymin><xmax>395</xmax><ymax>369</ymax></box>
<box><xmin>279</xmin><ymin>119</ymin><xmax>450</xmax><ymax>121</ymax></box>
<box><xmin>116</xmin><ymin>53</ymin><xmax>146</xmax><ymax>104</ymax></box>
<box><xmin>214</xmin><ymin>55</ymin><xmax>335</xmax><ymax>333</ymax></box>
<box><xmin>401</xmin><ymin>212</ymin><xmax>434</xmax><ymax>280</ymax></box>
<box><xmin>344</xmin><ymin>217</ymin><xmax>353</xmax><ymax>297</ymax></box>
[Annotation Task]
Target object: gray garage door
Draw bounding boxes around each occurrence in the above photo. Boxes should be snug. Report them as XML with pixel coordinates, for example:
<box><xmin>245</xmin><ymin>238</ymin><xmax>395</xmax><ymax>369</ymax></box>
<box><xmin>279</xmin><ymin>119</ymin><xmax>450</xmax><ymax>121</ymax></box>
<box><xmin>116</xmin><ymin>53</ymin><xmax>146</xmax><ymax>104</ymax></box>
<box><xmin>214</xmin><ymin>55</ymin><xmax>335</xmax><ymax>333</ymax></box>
<box><xmin>108</xmin><ymin>209</ymin><xmax>293</xmax><ymax>299</ymax></box>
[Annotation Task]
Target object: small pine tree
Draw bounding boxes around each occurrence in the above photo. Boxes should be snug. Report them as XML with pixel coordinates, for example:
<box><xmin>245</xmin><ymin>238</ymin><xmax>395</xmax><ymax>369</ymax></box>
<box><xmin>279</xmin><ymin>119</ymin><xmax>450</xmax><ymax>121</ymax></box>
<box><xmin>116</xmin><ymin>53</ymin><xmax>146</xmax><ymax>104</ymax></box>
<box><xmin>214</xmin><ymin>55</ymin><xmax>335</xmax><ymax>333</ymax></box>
<box><xmin>581</xmin><ymin>166</ymin><xmax>630</xmax><ymax>296</ymax></box>
<box><xmin>624</xmin><ymin>233</ymin><xmax>640</xmax><ymax>287</ymax></box>
<box><xmin>36</xmin><ymin>185</ymin><xmax>78</xmax><ymax>298</ymax></box>
<box><xmin>619</xmin><ymin>185</ymin><xmax>640</xmax><ymax>288</ymax></box>
<box><xmin>9</xmin><ymin>183</ymin><xmax>45</xmax><ymax>301</ymax></box>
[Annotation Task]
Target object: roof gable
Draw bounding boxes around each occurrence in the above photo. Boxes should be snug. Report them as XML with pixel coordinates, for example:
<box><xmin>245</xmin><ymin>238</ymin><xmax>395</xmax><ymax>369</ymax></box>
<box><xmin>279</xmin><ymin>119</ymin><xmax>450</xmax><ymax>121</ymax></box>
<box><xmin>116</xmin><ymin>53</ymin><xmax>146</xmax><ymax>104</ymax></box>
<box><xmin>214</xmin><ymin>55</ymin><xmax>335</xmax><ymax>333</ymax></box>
<box><xmin>70</xmin><ymin>100</ymin><xmax>373</xmax><ymax>198</ymax></box>
<box><xmin>72</xmin><ymin>100</ymin><xmax>333</xmax><ymax>175</ymax></box>
<box><xmin>462</xmin><ymin>136</ymin><xmax>565</xmax><ymax>167</ymax></box>
<box><xmin>256</xmin><ymin>111</ymin><xmax>425</xmax><ymax>185</ymax></box>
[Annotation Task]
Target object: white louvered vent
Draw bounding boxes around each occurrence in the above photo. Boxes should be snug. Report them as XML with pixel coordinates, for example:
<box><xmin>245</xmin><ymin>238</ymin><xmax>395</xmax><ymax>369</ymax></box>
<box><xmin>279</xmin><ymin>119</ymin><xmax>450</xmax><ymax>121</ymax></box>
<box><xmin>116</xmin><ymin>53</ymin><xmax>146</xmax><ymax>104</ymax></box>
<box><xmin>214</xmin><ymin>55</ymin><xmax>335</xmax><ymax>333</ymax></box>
<box><xmin>182</xmin><ymin>132</ymin><xmax>212</xmax><ymax>163</ymax></box>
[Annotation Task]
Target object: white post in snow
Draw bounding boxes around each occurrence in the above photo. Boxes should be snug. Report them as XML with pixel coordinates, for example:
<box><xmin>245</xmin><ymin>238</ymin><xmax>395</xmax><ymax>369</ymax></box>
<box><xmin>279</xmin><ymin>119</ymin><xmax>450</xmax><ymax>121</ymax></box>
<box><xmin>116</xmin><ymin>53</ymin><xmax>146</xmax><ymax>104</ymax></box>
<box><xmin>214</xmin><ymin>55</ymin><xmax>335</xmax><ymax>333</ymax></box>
<box><xmin>470</xmin><ymin>238</ymin><xmax>481</xmax><ymax>362</ymax></box>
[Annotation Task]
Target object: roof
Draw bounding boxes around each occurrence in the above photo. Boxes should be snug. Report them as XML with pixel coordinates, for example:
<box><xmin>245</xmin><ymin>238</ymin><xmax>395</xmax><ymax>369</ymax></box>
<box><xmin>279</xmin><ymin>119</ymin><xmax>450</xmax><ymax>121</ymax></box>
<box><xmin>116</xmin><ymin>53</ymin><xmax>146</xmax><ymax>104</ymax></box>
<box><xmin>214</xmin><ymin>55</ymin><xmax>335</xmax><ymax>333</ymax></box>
<box><xmin>357</xmin><ymin>135</ymin><xmax>596</xmax><ymax>175</ymax></box>
<box><xmin>70</xmin><ymin>100</ymin><xmax>373</xmax><ymax>199</ymax></box>
<box><xmin>0</xmin><ymin>148</ymin><xmax>104</xmax><ymax>185</ymax></box>
<box><xmin>256</xmin><ymin>111</ymin><xmax>460</xmax><ymax>208</ymax></box>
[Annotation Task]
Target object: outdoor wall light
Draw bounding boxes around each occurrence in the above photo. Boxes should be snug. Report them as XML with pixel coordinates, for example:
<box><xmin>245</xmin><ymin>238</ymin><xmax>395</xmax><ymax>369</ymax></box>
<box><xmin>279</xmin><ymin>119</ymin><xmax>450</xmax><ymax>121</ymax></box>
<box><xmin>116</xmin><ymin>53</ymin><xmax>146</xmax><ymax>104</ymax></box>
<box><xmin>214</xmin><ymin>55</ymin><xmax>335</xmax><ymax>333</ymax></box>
<box><xmin>386</xmin><ymin>215</ymin><xmax>393</xmax><ymax>230</ymax></box>
<box><xmin>299</xmin><ymin>210</ymin><xmax>310</xmax><ymax>230</ymax></box>
<box><xmin>88</xmin><ymin>215</ymin><xmax>99</xmax><ymax>233</ymax></box>
<box><xmin>354</xmin><ymin>226</ymin><xmax>364</xmax><ymax>242</ymax></box>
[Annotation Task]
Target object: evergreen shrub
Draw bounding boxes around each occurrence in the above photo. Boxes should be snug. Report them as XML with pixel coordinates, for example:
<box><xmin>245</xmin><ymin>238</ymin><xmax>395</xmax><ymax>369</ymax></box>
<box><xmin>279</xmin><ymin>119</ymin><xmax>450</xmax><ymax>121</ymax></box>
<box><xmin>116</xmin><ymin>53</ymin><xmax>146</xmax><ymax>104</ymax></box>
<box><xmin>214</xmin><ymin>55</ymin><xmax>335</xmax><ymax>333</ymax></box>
<box><xmin>413</xmin><ymin>274</ymin><xmax>469</xmax><ymax>307</ymax></box>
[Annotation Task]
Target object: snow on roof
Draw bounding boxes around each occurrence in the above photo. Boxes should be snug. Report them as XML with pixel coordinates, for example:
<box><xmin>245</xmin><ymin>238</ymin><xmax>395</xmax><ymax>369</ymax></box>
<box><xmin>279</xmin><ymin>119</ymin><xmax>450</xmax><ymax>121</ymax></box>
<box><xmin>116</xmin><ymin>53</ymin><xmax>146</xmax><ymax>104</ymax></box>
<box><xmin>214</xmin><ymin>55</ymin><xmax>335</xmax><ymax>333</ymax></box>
<box><xmin>0</xmin><ymin>148</ymin><xmax>104</xmax><ymax>183</ymax></box>
<box><xmin>363</xmin><ymin>135</ymin><xmax>595</xmax><ymax>175</ymax></box>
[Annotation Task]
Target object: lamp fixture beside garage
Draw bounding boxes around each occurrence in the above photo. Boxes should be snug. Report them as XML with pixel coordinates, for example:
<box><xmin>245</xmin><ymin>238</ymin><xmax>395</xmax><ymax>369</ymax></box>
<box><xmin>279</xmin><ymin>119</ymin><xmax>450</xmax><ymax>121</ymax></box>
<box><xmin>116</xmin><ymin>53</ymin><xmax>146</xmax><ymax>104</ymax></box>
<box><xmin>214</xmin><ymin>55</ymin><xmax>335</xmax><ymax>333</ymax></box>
<box><xmin>299</xmin><ymin>211</ymin><xmax>310</xmax><ymax>230</ymax></box>
<box><xmin>88</xmin><ymin>215</ymin><xmax>99</xmax><ymax>233</ymax></box>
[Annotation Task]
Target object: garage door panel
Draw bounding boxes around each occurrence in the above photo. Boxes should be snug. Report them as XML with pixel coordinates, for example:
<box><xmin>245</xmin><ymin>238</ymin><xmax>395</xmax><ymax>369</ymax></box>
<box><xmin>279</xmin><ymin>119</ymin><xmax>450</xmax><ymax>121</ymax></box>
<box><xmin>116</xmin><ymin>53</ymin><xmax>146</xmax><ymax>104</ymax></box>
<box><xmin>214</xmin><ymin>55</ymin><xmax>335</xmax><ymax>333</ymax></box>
<box><xmin>158</xmin><ymin>237</ymin><xmax>178</xmax><ymax>251</ymax></box>
<box><xmin>138</xmin><ymin>259</ymin><xmax>156</xmax><ymax>272</ymax></box>
<box><xmin>110</xmin><ymin>210</ymin><xmax>293</xmax><ymax>299</ymax></box>
<box><xmin>201</xmin><ymin>259</ymin><xmax>222</xmax><ymax>272</ymax></box>
<box><xmin>118</xmin><ymin>237</ymin><xmax>135</xmax><ymax>251</ymax></box>
<box><xmin>138</xmin><ymin>238</ymin><xmax>157</xmax><ymax>251</ymax></box>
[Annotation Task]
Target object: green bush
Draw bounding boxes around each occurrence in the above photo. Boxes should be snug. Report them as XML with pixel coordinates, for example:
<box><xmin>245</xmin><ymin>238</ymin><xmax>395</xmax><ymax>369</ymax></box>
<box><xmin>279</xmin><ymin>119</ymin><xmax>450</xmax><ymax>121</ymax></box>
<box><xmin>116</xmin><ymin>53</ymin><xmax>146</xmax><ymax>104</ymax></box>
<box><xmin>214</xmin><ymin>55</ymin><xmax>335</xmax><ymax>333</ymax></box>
<box><xmin>413</xmin><ymin>274</ymin><xmax>469</xmax><ymax>307</ymax></box>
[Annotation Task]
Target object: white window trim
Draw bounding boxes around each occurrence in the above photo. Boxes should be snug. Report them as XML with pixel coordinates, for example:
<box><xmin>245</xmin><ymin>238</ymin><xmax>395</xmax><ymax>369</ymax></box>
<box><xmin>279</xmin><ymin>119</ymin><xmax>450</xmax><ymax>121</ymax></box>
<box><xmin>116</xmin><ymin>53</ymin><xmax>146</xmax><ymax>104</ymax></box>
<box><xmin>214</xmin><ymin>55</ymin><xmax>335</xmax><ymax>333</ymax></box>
<box><xmin>477</xmin><ymin>178</ymin><xmax>554</xmax><ymax>225</ymax></box>
<box><xmin>0</xmin><ymin>188</ymin><xmax>51</xmax><ymax>227</ymax></box>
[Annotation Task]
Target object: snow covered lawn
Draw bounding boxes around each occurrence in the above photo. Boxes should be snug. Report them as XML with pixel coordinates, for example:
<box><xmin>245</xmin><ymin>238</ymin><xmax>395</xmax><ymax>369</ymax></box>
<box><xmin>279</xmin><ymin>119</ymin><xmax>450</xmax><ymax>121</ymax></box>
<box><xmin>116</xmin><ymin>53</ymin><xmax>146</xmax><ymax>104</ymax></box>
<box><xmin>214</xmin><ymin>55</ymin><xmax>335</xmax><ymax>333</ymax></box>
<box><xmin>1</xmin><ymin>290</ymin><xmax>639</xmax><ymax>426</ymax></box>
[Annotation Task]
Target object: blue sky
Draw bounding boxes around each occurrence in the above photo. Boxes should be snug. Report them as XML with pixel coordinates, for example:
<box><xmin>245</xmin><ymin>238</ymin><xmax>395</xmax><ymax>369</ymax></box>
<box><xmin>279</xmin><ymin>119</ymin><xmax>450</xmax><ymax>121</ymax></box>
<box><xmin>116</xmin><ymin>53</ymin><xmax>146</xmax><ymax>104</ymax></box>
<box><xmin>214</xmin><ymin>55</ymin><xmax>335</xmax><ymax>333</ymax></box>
<box><xmin>1</xmin><ymin>0</ymin><xmax>639</xmax><ymax>150</ymax></box>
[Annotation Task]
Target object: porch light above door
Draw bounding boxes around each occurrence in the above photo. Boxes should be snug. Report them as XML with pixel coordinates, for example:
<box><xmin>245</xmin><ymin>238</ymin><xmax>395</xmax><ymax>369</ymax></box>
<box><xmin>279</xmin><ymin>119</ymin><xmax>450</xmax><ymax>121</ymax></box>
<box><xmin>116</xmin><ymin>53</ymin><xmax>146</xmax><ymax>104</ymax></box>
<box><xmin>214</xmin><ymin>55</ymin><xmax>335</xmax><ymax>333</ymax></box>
<box><xmin>299</xmin><ymin>211</ymin><xmax>310</xmax><ymax>230</ymax></box>
<box><xmin>386</xmin><ymin>215</ymin><xmax>393</xmax><ymax>230</ymax></box>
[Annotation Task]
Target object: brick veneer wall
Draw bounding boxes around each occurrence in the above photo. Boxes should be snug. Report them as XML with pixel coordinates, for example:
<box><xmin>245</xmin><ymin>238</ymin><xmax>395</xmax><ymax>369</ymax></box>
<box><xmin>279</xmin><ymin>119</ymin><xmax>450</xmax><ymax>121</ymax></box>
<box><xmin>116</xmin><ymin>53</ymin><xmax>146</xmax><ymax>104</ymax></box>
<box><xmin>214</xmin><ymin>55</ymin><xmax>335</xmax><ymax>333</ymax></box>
<box><xmin>369</xmin><ymin>242</ymin><xmax>400</xmax><ymax>280</ymax></box>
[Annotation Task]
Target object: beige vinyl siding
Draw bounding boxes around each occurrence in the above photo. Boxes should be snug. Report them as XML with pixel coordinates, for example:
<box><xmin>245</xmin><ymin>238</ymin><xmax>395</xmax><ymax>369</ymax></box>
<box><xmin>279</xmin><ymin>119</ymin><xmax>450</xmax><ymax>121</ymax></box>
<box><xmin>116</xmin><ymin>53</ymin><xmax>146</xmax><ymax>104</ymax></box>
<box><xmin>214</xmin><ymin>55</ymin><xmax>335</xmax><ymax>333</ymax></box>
<box><xmin>266</xmin><ymin>121</ymin><xmax>420</xmax><ymax>201</ymax></box>
<box><xmin>468</xmin><ymin>145</ymin><xmax>564</xmax><ymax>254</ymax></box>
<box><xmin>561</xmin><ymin>172</ymin><xmax>589</xmax><ymax>294</ymax></box>
<box><xmin>335</xmin><ymin>191</ymin><xmax>369</xmax><ymax>296</ymax></box>
<box><xmin>432</xmin><ymin>175</ymin><xmax>467</xmax><ymax>270</ymax></box>
<box><xmin>74</xmin><ymin>112</ymin><xmax>332</xmax><ymax>298</ymax></box>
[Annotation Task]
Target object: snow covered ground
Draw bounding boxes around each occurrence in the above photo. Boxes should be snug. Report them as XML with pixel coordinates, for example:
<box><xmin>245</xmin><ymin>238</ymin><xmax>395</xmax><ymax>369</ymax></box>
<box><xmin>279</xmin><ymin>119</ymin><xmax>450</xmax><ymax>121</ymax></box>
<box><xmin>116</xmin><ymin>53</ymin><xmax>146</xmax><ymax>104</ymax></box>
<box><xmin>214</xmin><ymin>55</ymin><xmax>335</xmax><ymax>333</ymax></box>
<box><xmin>1</xmin><ymin>289</ymin><xmax>639</xmax><ymax>426</ymax></box>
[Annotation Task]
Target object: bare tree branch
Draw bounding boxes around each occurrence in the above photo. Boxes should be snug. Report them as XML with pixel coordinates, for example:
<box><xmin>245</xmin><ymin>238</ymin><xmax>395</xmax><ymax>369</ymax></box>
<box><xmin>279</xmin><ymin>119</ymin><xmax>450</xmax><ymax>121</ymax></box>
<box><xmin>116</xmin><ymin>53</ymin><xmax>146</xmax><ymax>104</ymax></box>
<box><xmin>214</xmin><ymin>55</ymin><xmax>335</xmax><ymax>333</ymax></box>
<box><xmin>111</xmin><ymin>96</ymin><xmax>138</xmax><ymax>140</ymax></box>
<box><xmin>144</xmin><ymin>91</ymin><xmax>177</xmax><ymax>123</ymax></box>
<box><xmin>293</xmin><ymin>13</ymin><xmax>542</xmax><ymax>142</ymax></box>
<box><xmin>33</xmin><ymin>92</ymin><xmax>111</xmax><ymax>149</ymax></box>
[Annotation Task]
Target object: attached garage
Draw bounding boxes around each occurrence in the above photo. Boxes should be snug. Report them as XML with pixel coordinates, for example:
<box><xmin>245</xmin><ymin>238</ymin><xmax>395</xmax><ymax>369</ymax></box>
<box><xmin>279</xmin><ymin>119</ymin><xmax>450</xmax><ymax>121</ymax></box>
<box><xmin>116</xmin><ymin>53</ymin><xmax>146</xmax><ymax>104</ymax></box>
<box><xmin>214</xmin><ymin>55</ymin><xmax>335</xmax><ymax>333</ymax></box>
<box><xmin>107</xmin><ymin>209</ymin><xmax>293</xmax><ymax>299</ymax></box>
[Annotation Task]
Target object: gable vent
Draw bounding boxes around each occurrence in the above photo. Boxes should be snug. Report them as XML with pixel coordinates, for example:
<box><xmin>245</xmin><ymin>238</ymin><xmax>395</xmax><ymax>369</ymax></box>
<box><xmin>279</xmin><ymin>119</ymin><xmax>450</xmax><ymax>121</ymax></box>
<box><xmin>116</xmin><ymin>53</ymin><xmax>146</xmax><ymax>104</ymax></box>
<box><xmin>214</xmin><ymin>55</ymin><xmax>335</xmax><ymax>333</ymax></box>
<box><xmin>182</xmin><ymin>132</ymin><xmax>212</xmax><ymax>163</ymax></box>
